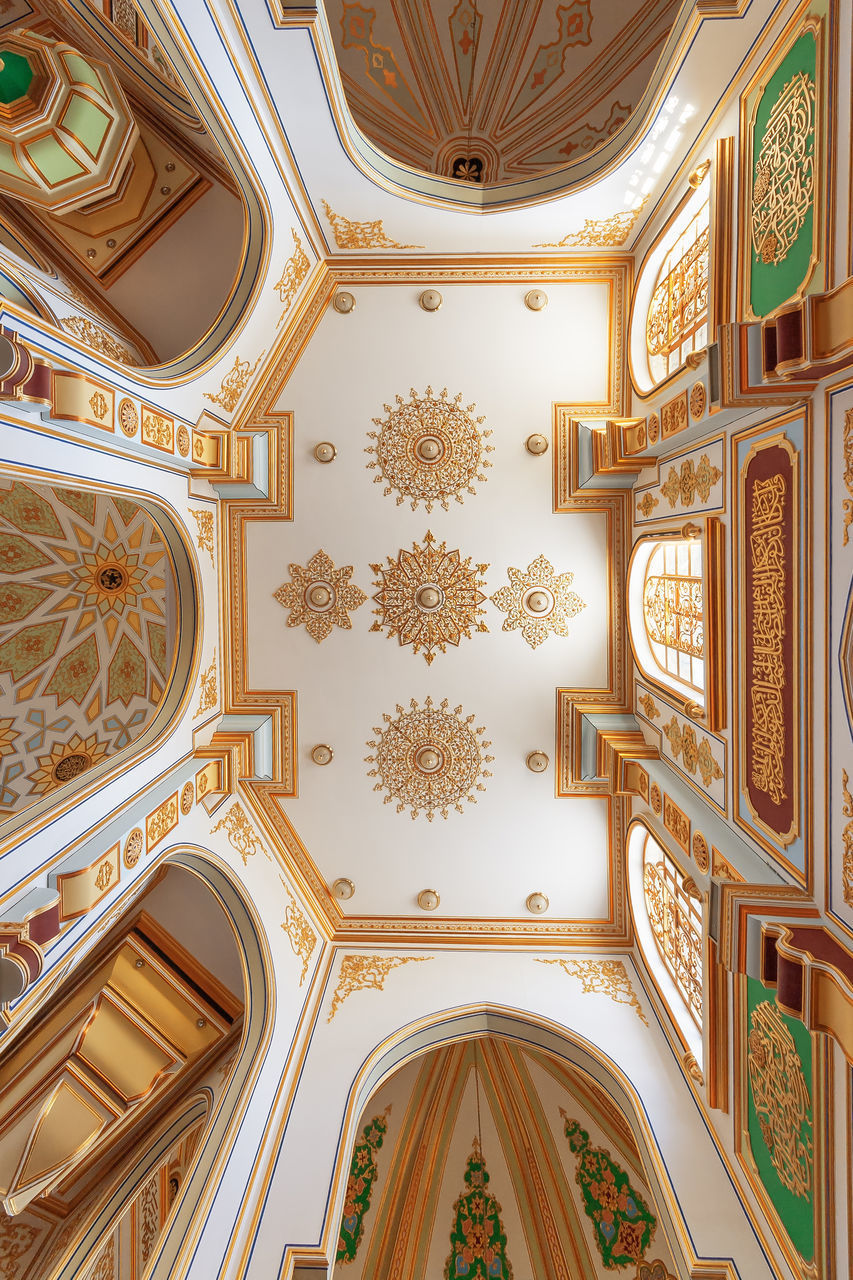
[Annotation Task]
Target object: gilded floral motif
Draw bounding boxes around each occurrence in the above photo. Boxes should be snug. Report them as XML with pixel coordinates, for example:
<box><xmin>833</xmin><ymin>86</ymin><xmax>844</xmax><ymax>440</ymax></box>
<box><xmin>638</xmin><ymin>692</ymin><xmax>659</xmax><ymax>720</ymax></box>
<box><xmin>366</xmin><ymin>696</ymin><xmax>492</xmax><ymax>821</ymax></box>
<box><xmin>636</xmin><ymin>492</ymin><xmax>659</xmax><ymax>518</ymax></box>
<box><xmin>366</xmin><ymin>387</ymin><xmax>492</xmax><ymax>512</ymax></box>
<box><xmin>843</xmin><ymin>408</ymin><xmax>853</xmax><ymax>545</ymax></box>
<box><xmin>203</xmin><ymin>353</ymin><xmax>264</xmax><ymax>414</ymax></box>
<box><xmin>747</xmin><ymin>999</ymin><xmax>812</xmax><ymax>1197</ymax></box>
<box><xmin>62</xmin><ymin>316</ymin><xmax>137</xmax><ymax>365</ymax></box>
<box><xmin>190</xmin><ymin>510</ymin><xmax>215</xmax><ymax>566</ymax></box>
<box><xmin>534</xmin><ymin>198</ymin><xmax>648</xmax><ymax>248</ymax></box>
<box><xmin>212</xmin><ymin>801</ymin><xmax>264</xmax><ymax>866</ymax></box>
<box><xmin>841</xmin><ymin>769</ymin><xmax>853</xmax><ymax>905</ymax></box>
<box><xmin>274</xmin><ymin>227</ymin><xmax>310</xmax><ymax>321</ymax></box>
<box><xmin>89</xmin><ymin>391</ymin><xmax>108</xmax><ymax>421</ymax></box>
<box><xmin>146</xmin><ymin>794</ymin><xmax>178</xmax><ymax>849</ymax></box>
<box><xmin>327</xmin><ymin>954</ymin><xmax>430</xmax><ymax>1021</ymax></box>
<box><xmin>194</xmin><ymin>651</ymin><xmax>217</xmax><ymax>718</ymax></box>
<box><xmin>490</xmin><ymin>554</ymin><xmax>585</xmax><ymax>649</ymax></box>
<box><xmin>274</xmin><ymin>550</ymin><xmax>366</xmax><ymax>643</ymax></box>
<box><xmin>660</xmin><ymin>454</ymin><xmax>722</xmax><ymax>509</ymax></box>
<box><xmin>280</xmin><ymin>876</ymin><xmax>317</xmax><ymax>986</ymax></box>
<box><xmin>537</xmin><ymin>958</ymin><xmax>648</xmax><ymax>1024</ymax></box>
<box><xmin>661</xmin><ymin>716</ymin><xmax>723</xmax><ymax>787</ymax></box>
<box><xmin>322</xmin><ymin>199</ymin><xmax>422</xmax><ymax>250</ymax></box>
<box><xmin>370</xmin><ymin>530</ymin><xmax>488</xmax><ymax>664</ymax></box>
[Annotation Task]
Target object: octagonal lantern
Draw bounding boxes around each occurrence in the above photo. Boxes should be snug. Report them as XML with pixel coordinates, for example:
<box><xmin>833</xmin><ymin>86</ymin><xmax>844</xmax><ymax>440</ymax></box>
<box><xmin>0</xmin><ymin>29</ymin><xmax>138</xmax><ymax>215</ymax></box>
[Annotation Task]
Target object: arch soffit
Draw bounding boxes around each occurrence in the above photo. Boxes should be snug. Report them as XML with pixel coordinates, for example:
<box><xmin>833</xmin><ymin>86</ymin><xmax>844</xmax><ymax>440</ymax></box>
<box><xmin>0</xmin><ymin>467</ymin><xmax>200</xmax><ymax>846</ymax></box>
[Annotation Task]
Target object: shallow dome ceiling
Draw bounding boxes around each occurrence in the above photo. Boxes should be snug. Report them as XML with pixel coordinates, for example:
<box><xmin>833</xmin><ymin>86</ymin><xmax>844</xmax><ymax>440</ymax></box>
<box><xmin>331</xmin><ymin>0</ymin><xmax>683</xmax><ymax>184</ymax></box>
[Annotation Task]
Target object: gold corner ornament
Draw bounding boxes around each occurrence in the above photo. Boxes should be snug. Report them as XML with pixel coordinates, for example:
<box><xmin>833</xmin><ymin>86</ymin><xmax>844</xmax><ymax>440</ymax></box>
<box><xmin>194</xmin><ymin>651</ymin><xmax>217</xmax><ymax>718</ymax></box>
<box><xmin>274</xmin><ymin>550</ymin><xmax>366</xmax><ymax>643</ymax></box>
<box><xmin>365</xmin><ymin>386</ymin><xmax>493</xmax><ymax>512</ymax></box>
<box><xmin>638</xmin><ymin>691</ymin><xmax>660</xmax><ymax>719</ymax></box>
<box><xmin>280</xmin><ymin>876</ymin><xmax>317</xmax><ymax>986</ymax></box>
<box><xmin>366</xmin><ymin>696</ymin><xmax>493</xmax><ymax>821</ymax></box>
<box><xmin>747</xmin><ymin>999</ymin><xmax>813</xmax><ymax>1198</ymax></box>
<box><xmin>537</xmin><ymin>958</ymin><xmax>648</xmax><ymax>1024</ymax></box>
<box><xmin>370</xmin><ymin>530</ymin><xmax>488</xmax><ymax>665</ymax></box>
<box><xmin>842</xmin><ymin>408</ymin><xmax>853</xmax><ymax>545</ymax></box>
<box><xmin>840</xmin><ymin>768</ymin><xmax>853</xmax><ymax>906</ymax></box>
<box><xmin>273</xmin><ymin>227</ymin><xmax>310</xmax><ymax>322</ymax></box>
<box><xmin>203</xmin><ymin>352</ymin><xmax>264</xmax><ymax>415</ymax></box>
<box><xmin>751</xmin><ymin>70</ymin><xmax>815</xmax><ymax>266</ymax></box>
<box><xmin>321</xmin><ymin>198</ymin><xmax>423</xmax><ymax>250</ymax></box>
<box><xmin>211</xmin><ymin>801</ymin><xmax>265</xmax><ymax>866</ymax></box>
<box><xmin>490</xmin><ymin>554</ymin><xmax>586</xmax><ymax>649</ymax></box>
<box><xmin>533</xmin><ymin>196</ymin><xmax>649</xmax><ymax>249</ymax></box>
<box><xmin>327</xmin><ymin>954</ymin><xmax>431</xmax><ymax>1022</ymax></box>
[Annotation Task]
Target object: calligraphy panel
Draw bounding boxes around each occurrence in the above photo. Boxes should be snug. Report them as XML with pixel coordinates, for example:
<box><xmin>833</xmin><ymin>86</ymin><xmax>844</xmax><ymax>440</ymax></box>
<box><xmin>734</xmin><ymin>412</ymin><xmax>806</xmax><ymax>882</ymax></box>
<box><xmin>739</xmin><ymin>3</ymin><xmax>827</xmax><ymax>320</ymax></box>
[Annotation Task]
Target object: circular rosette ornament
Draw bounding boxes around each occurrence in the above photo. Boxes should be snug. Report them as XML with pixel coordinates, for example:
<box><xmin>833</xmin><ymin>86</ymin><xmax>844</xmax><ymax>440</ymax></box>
<box><xmin>365</xmin><ymin>386</ymin><xmax>493</xmax><ymax>512</ymax></box>
<box><xmin>365</xmin><ymin>696</ymin><xmax>493</xmax><ymax>820</ymax></box>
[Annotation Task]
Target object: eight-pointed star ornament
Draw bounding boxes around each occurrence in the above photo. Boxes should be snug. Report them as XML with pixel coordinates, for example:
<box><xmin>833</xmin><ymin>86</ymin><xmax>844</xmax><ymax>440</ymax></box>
<box><xmin>490</xmin><ymin>553</ymin><xmax>586</xmax><ymax>649</ymax></box>
<box><xmin>274</xmin><ymin>550</ymin><xmax>367</xmax><ymax>643</ymax></box>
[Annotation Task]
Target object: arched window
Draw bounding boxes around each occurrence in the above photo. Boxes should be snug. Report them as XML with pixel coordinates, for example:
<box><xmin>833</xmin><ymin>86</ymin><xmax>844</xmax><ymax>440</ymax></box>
<box><xmin>642</xmin><ymin>833</ymin><xmax>703</xmax><ymax>1027</ymax></box>
<box><xmin>645</xmin><ymin>196</ymin><xmax>709</xmax><ymax>384</ymax></box>
<box><xmin>642</xmin><ymin>538</ymin><xmax>704</xmax><ymax>692</ymax></box>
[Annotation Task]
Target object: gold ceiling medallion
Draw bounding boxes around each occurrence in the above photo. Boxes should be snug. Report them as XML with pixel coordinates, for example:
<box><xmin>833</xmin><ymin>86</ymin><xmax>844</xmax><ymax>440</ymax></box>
<box><xmin>29</xmin><ymin>732</ymin><xmax>109</xmax><ymax>795</ymax></box>
<box><xmin>321</xmin><ymin>199</ymin><xmax>423</xmax><ymax>250</ymax></box>
<box><xmin>370</xmin><ymin>530</ymin><xmax>488</xmax><ymax>665</ymax></box>
<box><xmin>751</xmin><ymin>71</ymin><xmax>815</xmax><ymax>266</ymax></box>
<box><xmin>490</xmin><ymin>554</ymin><xmax>586</xmax><ymax>649</ymax></box>
<box><xmin>366</xmin><ymin>696</ymin><xmax>493</xmax><ymax>821</ymax></box>
<box><xmin>534</xmin><ymin>197</ymin><xmax>649</xmax><ymax>249</ymax></box>
<box><xmin>366</xmin><ymin>386</ymin><xmax>492</xmax><ymax>512</ymax></box>
<box><xmin>274</xmin><ymin>550</ymin><xmax>366</xmax><ymax>643</ymax></box>
<box><xmin>74</xmin><ymin>542</ymin><xmax>146</xmax><ymax>615</ymax></box>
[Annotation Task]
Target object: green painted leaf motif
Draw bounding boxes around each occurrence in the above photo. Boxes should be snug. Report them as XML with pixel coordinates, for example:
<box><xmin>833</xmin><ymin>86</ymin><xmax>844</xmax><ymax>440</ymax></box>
<box><xmin>444</xmin><ymin>1141</ymin><xmax>512</xmax><ymax>1280</ymax></box>
<box><xmin>107</xmin><ymin>634</ymin><xmax>146</xmax><ymax>706</ymax></box>
<box><xmin>0</xmin><ymin>620</ymin><xmax>63</xmax><ymax>681</ymax></box>
<box><xmin>44</xmin><ymin>635</ymin><xmax>99</xmax><ymax>706</ymax></box>
<box><xmin>336</xmin><ymin>1112</ymin><xmax>388</xmax><ymax>1264</ymax></box>
<box><xmin>0</xmin><ymin>533</ymin><xmax>51</xmax><ymax>575</ymax></box>
<box><xmin>0</xmin><ymin>583</ymin><xmax>51</xmax><ymax>624</ymax></box>
<box><xmin>0</xmin><ymin>483</ymin><xmax>63</xmax><ymax>537</ymax></box>
<box><xmin>563</xmin><ymin>1116</ymin><xmax>656</xmax><ymax>1268</ymax></box>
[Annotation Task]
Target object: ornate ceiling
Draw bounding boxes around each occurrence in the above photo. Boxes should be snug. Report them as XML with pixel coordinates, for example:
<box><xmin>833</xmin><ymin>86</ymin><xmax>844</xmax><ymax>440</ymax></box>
<box><xmin>239</xmin><ymin>277</ymin><xmax>624</xmax><ymax>929</ymax></box>
<box><xmin>0</xmin><ymin>482</ymin><xmax>177</xmax><ymax>818</ymax></box>
<box><xmin>331</xmin><ymin>0</ymin><xmax>683</xmax><ymax>183</ymax></box>
<box><xmin>335</xmin><ymin>1035</ymin><xmax>678</xmax><ymax>1278</ymax></box>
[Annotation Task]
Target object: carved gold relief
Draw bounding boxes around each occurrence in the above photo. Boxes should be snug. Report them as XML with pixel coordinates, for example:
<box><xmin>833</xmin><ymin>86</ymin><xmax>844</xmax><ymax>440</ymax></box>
<box><xmin>534</xmin><ymin>198</ymin><xmax>648</xmax><ymax>248</ymax></box>
<box><xmin>537</xmin><ymin>958</ymin><xmax>648</xmax><ymax>1024</ymax></box>
<box><xmin>146</xmin><ymin>793</ymin><xmax>178</xmax><ymax>851</ymax></box>
<box><xmin>190</xmin><ymin>510</ymin><xmax>215</xmax><ymax>566</ymax></box>
<box><xmin>637</xmin><ymin>492</ymin><xmax>659</xmax><ymax>518</ymax></box>
<box><xmin>638</xmin><ymin>692</ymin><xmax>660</xmax><ymax>719</ymax></box>
<box><xmin>751</xmin><ymin>71</ymin><xmax>815</xmax><ymax>266</ymax></box>
<box><xmin>62</xmin><ymin>316</ymin><xmax>137</xmax><ymax>365</ymax></box>
<box><xmin>194</xmin><ymin>651</ymin><xmax>217</xmax><ymax>718</ymax></box>
<box><xmin>327</xmin><ymin>954</ymin><xmax>430</xmax><ymax>1021</ymax></box>
<box><xmin>365</xmin><ymin>696</ymin><xmax>492</xmax><ymax>821</ymax></box>
<box><xmin>490</xmin><ymin>554</ymin><xmax>586</xmax><ymax>649</ymax></box>
<box><xmin>118</xmin><ymin>398</ymin><xmax>138</xmax><ymax>437</ymax></box>
<box><xmin>662</xmin><ymin>716</ymin><xmax>723</xmax><ymax>787</ymax></box>
<box><xmin>89</xmin><ymin>391</ymin><xmax>108</xmax><ymax>421</ymax></box>
<box><xmin>180</xmin><ymin>782</ymin><xmax>194</xmax><ymax>815</ymax></box>
<box><xmin>280</xmin><ymin>877</ymin><xmax>316</xmax><ymax>986</ymax></box>
<box><xmin>663</xmin><ymin>793</ymin><xmax>690</xmax><ymax>850</ymax></box>
<box><xmin>273</xmin><ymin>227</ymin><xmax>310</xmax><ymax>321</ymax></box>
<box><xmin>321</xmin><ymin>199</ymin><xmax>423</xmax><ymax>250</ymax></box>
<box><xmin>370</xmin><ymin>530</ymin><xmax>488</xmax><ymax>665</ymax></box>
<box><xmin>176</xmin><ymin>425</ymin><xmax>190</xmax><ymax>457</ymax></box>
<box><xmin>692</xmin><ymin>831</ymin><xmax>710</xmax><ymax>873</ymax></box>
<box><xmin>661</xmin><ymin>391</ymin><xmax>688</xmax><ymax>437</ymax></box>
<box><xmin>650</xmin><ymin>782</ymin><xmax>661</xmax><ymax>814</ymax></box>
<box><xmin>274</xmin><ymin>550</ymin><xmax>366</xmax><ymax>643</ymax></box>
<box><xmin>211</xmin><ymin>801</ymin><xmax>264</xmax><ymax>866</ymax></box>
<box><xmin>841</xmin><ymin>769</ymin><xmax>853</xmax><ymax>905</ymax></box>
<box><xmin>203</xmin><ymin>353</ymin><xmax>264</xmax><ymax>414</ymax></box>
<box><xmin>689</xmin><ymin>382</ymin><xmax>707</xmax><ymax>420</ymax></box>
<box><xmin>747</xmin><ymin>1000</ymin><xmax>812</xmax><ymax>1197</ymax></box>
<box><xmin>366</xmin><ymin>387</ymin><xmax>492</xmax><ymax>511</ymax></box>
<box><xmin>660</xmin><ymin>454</ymin><xmax>722</xmax><ymax>509</ymax></box>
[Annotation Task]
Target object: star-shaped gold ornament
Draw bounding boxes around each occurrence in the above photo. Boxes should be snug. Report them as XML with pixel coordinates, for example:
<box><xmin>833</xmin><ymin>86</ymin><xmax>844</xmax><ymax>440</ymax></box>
<box><xmin>370</xmin><ymin>530</ymin><xmax>488</xmax><ymax>665</ymax></box>
<box><xmin>490</xmin><ymin>554</ymin><xmax>586</xmax><ymax>649</ymax></box>
<box><xmin>273</xmin><ymin>550</ymin><xmax>366</xmax><ymax>643</ymax></box>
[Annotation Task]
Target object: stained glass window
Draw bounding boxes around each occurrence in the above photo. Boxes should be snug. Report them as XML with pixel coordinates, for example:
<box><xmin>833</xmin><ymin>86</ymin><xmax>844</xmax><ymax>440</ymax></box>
<box><xmin>646</xmin><ymin>198</ymin><xmax>710</xmax><ymax>383</ymax></box>
<box><xmin>642</xmin><ymin>833</ymin><xmax>703</xmax><ymax>1027</ymax></box>
<box><xmin>642</xmin><ymin>539</ymin><xmax>704</xmax><ymax>692</ymax></box>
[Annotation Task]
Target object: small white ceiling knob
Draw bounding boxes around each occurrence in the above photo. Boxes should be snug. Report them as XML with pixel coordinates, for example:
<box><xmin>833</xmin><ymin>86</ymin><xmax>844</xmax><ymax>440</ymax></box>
<box><xmin>311</xmin><ymin>744</ymin><xmax>334</xmax><ymax>765</ymax></box>
<box><xmin>314</xmin><ymin>441</ymin><xmax>336</xmax><ymax>463</ymax></box>
<box><xmin>526</xmin><ymin>891</ymin><xmax>549</xmax><ymax>914</ymax></box>
<box><xmin>332</xmin><ymin>877</ymin><xmax>354</xmax><ymax>899</ymax></box>
<box><xmin>418</xmin><ymin>888</ymin><xmax>440</xmax><ymax>911</ymax></box>
<box><xmin>526</xmin><ymin>750</ymin><xmax>549</xmax><ymax>773</ymax></box>
<box><xmin>332</xmin><ymin>291</ymin><xmax>355</xmax><ymax>313</ymax></box>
